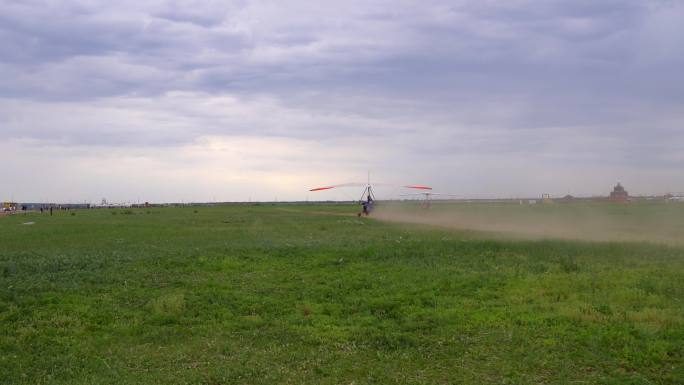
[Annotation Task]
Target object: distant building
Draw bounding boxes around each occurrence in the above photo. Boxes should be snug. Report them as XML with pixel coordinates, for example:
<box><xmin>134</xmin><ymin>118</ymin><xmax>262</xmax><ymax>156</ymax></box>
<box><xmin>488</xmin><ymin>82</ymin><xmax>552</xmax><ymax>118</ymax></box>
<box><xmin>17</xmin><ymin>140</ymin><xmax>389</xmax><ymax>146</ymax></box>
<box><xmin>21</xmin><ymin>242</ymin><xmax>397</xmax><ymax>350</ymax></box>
<box><xmin>609</xmin><ymin>183</ymin><xmax>629</xmax><ymax>202</ymax></box>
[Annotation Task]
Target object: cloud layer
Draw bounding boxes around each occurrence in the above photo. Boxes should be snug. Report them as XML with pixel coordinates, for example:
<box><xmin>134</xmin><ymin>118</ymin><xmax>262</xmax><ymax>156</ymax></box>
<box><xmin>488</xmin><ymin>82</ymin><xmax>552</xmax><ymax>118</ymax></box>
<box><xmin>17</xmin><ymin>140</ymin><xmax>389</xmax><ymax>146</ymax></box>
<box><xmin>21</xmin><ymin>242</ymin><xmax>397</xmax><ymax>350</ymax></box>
<box><xmin>1</xmin><ymin>0</ymin><xmax>683</xmax><ymax>201</ymax></box>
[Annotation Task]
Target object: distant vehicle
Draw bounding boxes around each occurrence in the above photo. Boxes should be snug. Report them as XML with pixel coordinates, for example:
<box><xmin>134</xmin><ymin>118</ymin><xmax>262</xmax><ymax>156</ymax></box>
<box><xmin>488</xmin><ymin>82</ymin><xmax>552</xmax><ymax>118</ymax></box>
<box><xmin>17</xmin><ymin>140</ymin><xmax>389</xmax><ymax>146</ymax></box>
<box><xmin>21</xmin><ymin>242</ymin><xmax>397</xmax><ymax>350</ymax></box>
<box><xmin>2</xmin><ymin>202</ymin><xmax>18</xmax><ymax>212</ymax></box>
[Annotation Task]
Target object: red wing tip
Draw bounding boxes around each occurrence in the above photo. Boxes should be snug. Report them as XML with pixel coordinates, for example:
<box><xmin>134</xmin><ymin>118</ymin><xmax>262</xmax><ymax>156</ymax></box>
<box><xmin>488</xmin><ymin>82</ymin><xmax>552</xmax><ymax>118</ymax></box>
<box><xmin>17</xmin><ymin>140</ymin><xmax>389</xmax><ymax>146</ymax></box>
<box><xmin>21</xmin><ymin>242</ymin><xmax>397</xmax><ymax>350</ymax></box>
<box><xmin>309</xmin><ymin>186</ymin><xmax>334</xmax><ymax>191</ymax></box>
<box><xmin>404</xmin><ymin>185</ymin><xmax>433</xmax><ymax>190</ymax></box>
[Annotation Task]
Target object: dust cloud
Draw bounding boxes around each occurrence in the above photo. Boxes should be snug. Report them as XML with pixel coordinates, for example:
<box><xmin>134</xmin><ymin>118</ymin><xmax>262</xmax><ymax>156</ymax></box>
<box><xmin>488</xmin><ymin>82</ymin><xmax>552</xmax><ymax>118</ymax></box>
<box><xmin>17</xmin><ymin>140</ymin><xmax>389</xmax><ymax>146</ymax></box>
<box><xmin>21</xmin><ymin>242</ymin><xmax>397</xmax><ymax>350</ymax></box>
<box><xmin>373</xmin><ymin>202</ymin><xmax>684</xmax><ymax>244</ymax></box>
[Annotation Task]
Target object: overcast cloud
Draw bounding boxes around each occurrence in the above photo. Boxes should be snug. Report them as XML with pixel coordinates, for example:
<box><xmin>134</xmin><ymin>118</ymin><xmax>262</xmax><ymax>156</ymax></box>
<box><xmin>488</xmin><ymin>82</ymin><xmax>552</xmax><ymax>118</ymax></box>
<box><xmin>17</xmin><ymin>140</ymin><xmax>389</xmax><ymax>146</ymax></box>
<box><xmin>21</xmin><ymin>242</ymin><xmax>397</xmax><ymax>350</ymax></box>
<box><xmin>1</xmin><ymin>0</ymin><xmax>683</xmax><ymax>202</ymax></box>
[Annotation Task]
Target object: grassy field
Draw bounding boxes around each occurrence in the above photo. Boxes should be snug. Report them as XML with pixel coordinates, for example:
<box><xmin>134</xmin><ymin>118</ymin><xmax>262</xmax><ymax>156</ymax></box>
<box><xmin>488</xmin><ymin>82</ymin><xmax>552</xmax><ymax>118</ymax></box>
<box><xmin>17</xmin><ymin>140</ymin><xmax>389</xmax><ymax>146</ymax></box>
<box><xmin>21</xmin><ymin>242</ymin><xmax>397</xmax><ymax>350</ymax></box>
<box><xmin>1</xmin><ymin>203</ymin><xmax>683</xmax><ymax>384</ymax></box>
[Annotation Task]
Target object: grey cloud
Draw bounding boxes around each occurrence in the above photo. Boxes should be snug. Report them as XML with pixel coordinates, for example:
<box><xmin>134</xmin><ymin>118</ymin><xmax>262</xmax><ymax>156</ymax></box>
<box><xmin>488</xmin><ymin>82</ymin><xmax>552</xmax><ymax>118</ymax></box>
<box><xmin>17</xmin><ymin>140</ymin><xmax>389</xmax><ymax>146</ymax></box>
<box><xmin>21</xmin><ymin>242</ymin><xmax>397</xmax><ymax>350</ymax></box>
<box><xmin>153</xmin><ymin>0</ymin><xmax>239</xmax><ymax>27</ymax></box>
<box><xmin>2</xmin><ymin>0</ymin><xmax>674</xmax><ymax>106</ymax></box>
<box><xmin>0</xmin><ymin>0</ymin><xmax>683</xmax><ymax>196</ymax></box>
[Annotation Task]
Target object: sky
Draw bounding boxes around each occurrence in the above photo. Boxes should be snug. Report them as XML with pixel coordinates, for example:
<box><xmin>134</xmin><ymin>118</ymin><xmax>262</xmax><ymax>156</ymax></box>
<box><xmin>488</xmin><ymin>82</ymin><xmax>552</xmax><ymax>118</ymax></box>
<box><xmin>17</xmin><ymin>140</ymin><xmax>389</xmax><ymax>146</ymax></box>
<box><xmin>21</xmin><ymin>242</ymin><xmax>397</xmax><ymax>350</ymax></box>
<box><xmin>1</xmin><ymin>0</ymin><xmax>683</xmax><ymax>203</ymax></box>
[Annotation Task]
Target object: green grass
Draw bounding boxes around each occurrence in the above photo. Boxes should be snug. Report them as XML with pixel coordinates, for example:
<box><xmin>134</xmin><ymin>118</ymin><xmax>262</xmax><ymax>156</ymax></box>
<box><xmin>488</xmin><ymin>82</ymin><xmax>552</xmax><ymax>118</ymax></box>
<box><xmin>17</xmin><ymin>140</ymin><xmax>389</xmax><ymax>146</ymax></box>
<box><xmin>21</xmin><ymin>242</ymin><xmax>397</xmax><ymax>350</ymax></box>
<box><xmin>1</xmin><ymin>203</ymin><xmax>683</xmax><ymax>384</ymax></box>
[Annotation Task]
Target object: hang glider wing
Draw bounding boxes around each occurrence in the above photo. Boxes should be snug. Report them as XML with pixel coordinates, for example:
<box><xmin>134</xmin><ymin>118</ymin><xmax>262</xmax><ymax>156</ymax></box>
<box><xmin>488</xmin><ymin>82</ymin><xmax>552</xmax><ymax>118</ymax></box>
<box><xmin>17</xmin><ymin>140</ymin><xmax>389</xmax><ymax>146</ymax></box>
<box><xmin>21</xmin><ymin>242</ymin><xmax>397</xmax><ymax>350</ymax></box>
<box><xmin>309</xmin><ymin>183</ymin><xmax>367</xmax><ymax>192</ymax></box>
<box><xmin>309</xmin><ymin>182</ymin><xmax>432</xmax><ymax>195</ymax></box>
<box><xmin>400</xmin><ymin>192</ymin><xmax>459</xmax><ymax>197</ymax></box>
<box><xmin>310</xmin><ymin>183</ymin><xmax>431</xmax><ymax>192</ymax></box>
<box><xmin>403</xmin><ymin>185</ymin><xmax>432</xmax><ymax>190</ymax></box>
